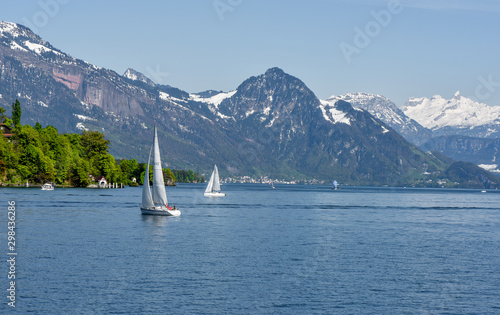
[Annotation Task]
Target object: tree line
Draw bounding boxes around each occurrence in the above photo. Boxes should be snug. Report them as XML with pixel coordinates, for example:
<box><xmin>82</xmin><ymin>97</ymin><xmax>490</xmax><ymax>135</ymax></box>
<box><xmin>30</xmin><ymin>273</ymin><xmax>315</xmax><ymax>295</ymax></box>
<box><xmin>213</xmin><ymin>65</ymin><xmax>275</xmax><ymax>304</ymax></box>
<box><xmin>0</xmin><ymin>100</ymin><xmax>203</xmax><ymax>186</ymax></box>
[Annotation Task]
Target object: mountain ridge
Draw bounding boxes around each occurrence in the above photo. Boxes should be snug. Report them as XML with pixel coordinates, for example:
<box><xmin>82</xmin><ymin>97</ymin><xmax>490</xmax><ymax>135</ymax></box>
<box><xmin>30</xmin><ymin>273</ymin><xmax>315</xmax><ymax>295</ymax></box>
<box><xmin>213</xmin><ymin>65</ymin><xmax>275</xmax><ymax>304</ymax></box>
<box><xmin>323</xmin><ymin>92</ymin><xmax>433</xmax><ymax>145</ymax></box>
<box><xmin>0</xmin><ymin>20</ymin><xmax>498</xmax><ymax>188</ymax></box>
<box><xmin>402</xmin><ymin>91</ymin><xmax>500</xmax><ymax>138</ymax></box>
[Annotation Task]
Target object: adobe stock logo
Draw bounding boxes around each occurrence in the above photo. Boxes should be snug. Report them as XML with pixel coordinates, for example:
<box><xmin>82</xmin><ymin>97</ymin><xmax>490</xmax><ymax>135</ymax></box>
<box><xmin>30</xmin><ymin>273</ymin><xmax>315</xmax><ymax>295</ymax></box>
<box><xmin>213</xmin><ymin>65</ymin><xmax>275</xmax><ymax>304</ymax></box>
<box><xmin>213</xmin><ymin>0</ymin><xmax>243</xmax><ymax>21</ymax></box>
<box><xmin>475</xmin><ymin>74</ymin><xmax>500</xmax><ymax>101</ymax></box>
<box><xmin>340</xmin><ymin>0</ymin><xmax>403</xmax><ymax>64</ymax></box>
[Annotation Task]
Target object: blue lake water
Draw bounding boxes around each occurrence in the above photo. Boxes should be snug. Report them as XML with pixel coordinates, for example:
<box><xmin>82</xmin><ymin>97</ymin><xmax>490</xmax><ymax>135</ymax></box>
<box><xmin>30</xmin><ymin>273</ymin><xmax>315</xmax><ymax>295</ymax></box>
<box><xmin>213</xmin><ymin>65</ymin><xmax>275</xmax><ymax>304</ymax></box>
<box><xmin>1</xmin><ymin>184</ymin><xmax>500</xmax><ymax>314</ymax></box>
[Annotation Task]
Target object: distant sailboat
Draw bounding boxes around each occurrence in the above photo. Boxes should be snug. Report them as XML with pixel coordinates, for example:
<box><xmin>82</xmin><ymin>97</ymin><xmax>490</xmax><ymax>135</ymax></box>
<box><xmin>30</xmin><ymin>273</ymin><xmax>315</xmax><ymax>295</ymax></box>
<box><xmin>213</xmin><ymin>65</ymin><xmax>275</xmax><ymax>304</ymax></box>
<box><xmin>269</xmin><ymin>180</ymin><xmax>275</xmax><ymax>189</ymax></box>
<box><xmin>204</xmin><ymin>165</ymin><xmax>226</xmax><ymax>197</ymax></box>
<box><xmin>332</xmin><ymin>180</ymin><xmax>339</xmax><ymax>190</ymax></box>
<box><xmin>140</xmin><ymin>125</ymin><xmax>181</xmax><ymax>216</ymax></box>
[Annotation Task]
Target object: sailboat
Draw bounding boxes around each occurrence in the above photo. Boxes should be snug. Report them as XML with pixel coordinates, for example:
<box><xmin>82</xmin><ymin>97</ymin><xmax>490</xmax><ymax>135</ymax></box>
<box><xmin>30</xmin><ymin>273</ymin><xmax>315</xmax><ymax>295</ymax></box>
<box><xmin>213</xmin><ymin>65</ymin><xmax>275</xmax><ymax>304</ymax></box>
<box><xmin>332</xmin><ymin>180</ymin><xmax>339</xmax><ymax>190</ymax></box>
<box><xmin>204</xmin><ymin>165</ymin><xmax>226</xmax><ymax>197</ymax></box>
<box><xmin>269</xmin><ymin>180</ymin><xmax>275</xmax><ymax>189</ymax></box>
<box><xmin>140</xmin><ymin>125</ymin><xmax>181</xmax><ymax>216</ymax></box>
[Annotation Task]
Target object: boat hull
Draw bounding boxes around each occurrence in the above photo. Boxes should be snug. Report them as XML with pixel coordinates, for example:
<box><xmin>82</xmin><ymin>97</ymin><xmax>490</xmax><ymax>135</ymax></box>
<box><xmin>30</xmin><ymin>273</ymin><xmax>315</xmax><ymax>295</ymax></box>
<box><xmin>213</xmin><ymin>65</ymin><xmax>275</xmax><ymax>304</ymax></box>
<box><xmin>140</xmin><ymin>207</ymin><xmax>181</xmax><ymax>216</ymax></box>
<box><xmin>204</xmin><ymin>192</ymin><xmax>226</xmax><ymax>197</ymax></box>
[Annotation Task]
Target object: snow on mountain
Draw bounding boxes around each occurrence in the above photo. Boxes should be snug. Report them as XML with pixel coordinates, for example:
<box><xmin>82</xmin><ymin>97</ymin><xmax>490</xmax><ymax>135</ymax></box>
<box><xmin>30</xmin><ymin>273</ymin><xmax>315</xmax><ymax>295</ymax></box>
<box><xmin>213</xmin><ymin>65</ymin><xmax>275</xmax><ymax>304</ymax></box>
<box><xmin>190</xmin><ymin>90</ymin><xmax>237</xmax><ymax>108</ymax></box>
<box><xmin>9</xmin><ymin>41</ymin><xmax>27</xmax><ymax>52</ymax></box>
<box><xmin>0</xmin><ymin>21</ymin><xmax>30</xmax><ymax>38</ymax></box>
<box><xmin>0</xmin><ymin>21</ymin><xmax>64</xmax><ymax>57</ymax></box>
<box><xmin>123</xmin><ymin>68</ymin><xmax>156</xmax><ymax>87</ymax></box>
<box><xmin>189</xmin><ymin>91</ymin><xmax>237</xmax><ymax>120</ymax></box>
<box><xmin>323</xmin><ymin>93</ymin><xmax>432</xmax><ymax>145</ymax></box>
<box><xmin>23</xmin><ymin>40</ymin><xmax>62</xmax><ymax>55</ymax></box>
<box><xmin>402</xmin><ymin>91</ymin><xmax>500</xmax><ymax>130</ymax></box>
<box><xmin>319</xmin><ymin>99</ymin><xmax>351</xmax><ymax>125</ymax></box>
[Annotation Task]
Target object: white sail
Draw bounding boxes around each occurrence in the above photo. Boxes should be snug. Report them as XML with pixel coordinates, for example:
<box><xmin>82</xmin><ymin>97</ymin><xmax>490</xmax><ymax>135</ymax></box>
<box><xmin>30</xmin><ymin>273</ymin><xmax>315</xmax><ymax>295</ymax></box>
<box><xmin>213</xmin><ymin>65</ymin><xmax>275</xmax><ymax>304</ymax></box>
<box><xmin>205</xmin><ymin>169</ymin><xmax>215</xmax><ymax>193</ymax></box>
<box><xmin>141</xmin><ymin>147</ymin><xmax>154</xmax><ymax>208</ymax></box>
<box><xmin>212</xmin><ymin>165</ymin><xmax>221</xmax><ymax>192</ymax></box>
<box><xmin>152</xmin><ymin>125</ymin><xmax>168</xmax><ymax>206</ymax></box>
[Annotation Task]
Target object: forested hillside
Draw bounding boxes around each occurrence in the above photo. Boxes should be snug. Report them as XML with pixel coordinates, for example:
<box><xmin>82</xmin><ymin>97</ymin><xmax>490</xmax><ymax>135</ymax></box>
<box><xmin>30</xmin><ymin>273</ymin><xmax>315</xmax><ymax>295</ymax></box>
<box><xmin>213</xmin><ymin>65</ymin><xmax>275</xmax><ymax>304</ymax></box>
<box><xmin>0</xmin><ymin>100</ymin><xmax>202</xmax><ymax>187</ymax></box>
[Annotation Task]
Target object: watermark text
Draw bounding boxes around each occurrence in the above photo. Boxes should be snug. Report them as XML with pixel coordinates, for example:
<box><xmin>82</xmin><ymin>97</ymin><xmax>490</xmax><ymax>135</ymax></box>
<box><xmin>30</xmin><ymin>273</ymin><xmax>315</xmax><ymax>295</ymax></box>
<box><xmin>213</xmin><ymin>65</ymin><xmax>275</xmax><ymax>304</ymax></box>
<box><xmin>6</xmin><ymin>201</ymin><xmax>16</xmax><ymax>308</ymax></box>
<box><xmin>340</xmin><ymin>0</ymin><xmax>403</xmax><ymax>64</ymax></box>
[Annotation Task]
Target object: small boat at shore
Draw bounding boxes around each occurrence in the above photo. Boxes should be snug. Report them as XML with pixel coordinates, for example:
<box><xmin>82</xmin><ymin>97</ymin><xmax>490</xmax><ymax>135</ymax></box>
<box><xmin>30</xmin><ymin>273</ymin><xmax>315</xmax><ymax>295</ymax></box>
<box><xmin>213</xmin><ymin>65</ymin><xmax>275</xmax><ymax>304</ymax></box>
<box><xmin>41</xmin><ymin>183</ymin><xmax>54</xmax><ymax>191</ymax></box>
<box><xmin>140</xmin><ymin>125</ymin><xmax>181</xmax><ymax>216</ymax></box>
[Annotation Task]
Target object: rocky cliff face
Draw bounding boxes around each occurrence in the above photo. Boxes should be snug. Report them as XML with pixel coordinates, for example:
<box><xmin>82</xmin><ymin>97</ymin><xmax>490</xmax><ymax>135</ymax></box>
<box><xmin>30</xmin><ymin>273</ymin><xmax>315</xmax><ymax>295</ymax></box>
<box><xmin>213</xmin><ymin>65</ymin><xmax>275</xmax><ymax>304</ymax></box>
<box><xmin>0</xmin><ymin>21</ymin><xmax>145</xmax><ymax>122</ymax></box>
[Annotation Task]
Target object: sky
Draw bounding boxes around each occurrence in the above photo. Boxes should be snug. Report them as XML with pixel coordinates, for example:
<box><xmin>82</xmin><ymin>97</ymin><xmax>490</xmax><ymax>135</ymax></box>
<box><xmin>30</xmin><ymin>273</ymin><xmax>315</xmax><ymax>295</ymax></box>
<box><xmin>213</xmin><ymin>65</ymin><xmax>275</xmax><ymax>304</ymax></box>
<box><xmin>1</xmin><ymin>0</ymin><xmax>500</xmax><ymax>106</ymax></box>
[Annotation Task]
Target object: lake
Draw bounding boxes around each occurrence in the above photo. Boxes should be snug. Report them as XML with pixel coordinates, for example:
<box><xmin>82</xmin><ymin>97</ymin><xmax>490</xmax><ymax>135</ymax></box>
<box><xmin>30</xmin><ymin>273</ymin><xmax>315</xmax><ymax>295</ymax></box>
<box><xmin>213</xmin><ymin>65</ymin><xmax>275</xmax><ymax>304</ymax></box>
<box><xmin>1</xmin><ymin>184</ymin><xmax>500</xmax><ymax>314</ymax></box>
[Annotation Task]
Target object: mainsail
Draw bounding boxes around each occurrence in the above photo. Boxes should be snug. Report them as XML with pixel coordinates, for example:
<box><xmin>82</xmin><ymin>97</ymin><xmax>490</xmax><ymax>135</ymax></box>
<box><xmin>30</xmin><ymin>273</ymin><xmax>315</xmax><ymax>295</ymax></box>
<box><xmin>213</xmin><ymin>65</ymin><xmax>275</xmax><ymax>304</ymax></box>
<box><xmin>152</xmin><ymin>125</ymin><xmax>168</xmax><ymax>206</ymax></box>
<box><xmin>205</xmin><ymin>165</ymin><xmax>221</xmax><ymax>193</ymax></box>
<box><xmin>141</xmin><ymin>147</ymin><xmax>154</xmax><ymax>208</ymax></box>
<box><xmin>212</xmin><ymin>165</ymin><xmax>221</xmax><ymax>192</ymax></box>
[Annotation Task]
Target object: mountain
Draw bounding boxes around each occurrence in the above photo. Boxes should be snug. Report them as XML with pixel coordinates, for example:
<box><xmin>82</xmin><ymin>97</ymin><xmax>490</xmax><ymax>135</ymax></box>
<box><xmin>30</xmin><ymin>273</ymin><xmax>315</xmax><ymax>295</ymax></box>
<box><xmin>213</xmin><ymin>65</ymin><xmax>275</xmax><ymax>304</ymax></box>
<box><xmin>123</xmin><ymin>68</ymin><xmax>156</xmax><ymax>87</ymax></box>
<box><xmin>323</xmin><ymin>93</ymin><xmax>432</xmax><ymax>145</ymax></box>
<box><xmin>402</xmin><ymin>91</ymin><xmax>500</xmax><ymax>138</ymax></box>
<box><xmin>195</xmin><ymin>68</ymin><xmax>441</xmax><ymax>184</ymax></box>
<box><xmin>0</xmin><ymin>21</ymin><xmax>233</xmax><ymax>170</ymax></box>
<box><xmin>422</xmin><ymin>136</ymin><xmax>500</xmax><ymax>174</ymax></box>
<box><xmin>1</xmin><ymin>21</ymin><xmax>498</xmax><ymax>187</ymax></box>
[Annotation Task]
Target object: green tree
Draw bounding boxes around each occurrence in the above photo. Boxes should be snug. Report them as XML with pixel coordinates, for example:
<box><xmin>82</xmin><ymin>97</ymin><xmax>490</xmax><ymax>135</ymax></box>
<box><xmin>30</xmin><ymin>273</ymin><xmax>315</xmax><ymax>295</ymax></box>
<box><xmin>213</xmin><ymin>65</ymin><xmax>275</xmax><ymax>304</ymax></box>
<box><xmin>11</xmin><ymin>99</ymin><xmax>21</xmax><ymax>127</ymax></box>
<box><xmin>16</xmin><ymin>125</ymin><xmax>40</xmax><ymax>148</ymax></box>
<box><xmin>19</xmin><ymin>144</ymin><xmax>39</xmax><ymax>180</ymax></box>
<box><xmin>34</xmin><ymin>122</ymin><xmax>43</xmax><ymax>131</ymax></box>
<box><xmin>97</xmin><ymin>154</ymin><xmax>120</xmax><ymax>182</ymax></box>
<box><xmin>140</xmin><ymin>167</ymin><xmax>153</xmax><ymax>185</ymax></box>
<box><xmin>80</xmin><ymin>130</ymin><xmax>110</xmax><ymax>159</ymax></box>
<box><xmin>71</xmin><ymin>158</ymin><xmax>90</xmax><ymax>187</ymax></box>
<box><xmin>165</xmin><ymin>168</ymin><xmax>176</xmax><ymax>182</ymax></box>
<box><xmin>38</xmin><ymin>154</ymin><xmax>55</xmax><ymax>182</ymax></box>
<box><xmin>0</xmin><ymin>160</ymin><xmax>6</xmax><ymax>179</ymax></box>
<box><xmin>187</xmin><ymin>169</ymin><xmax>195</xmax><ymax>182</ymax></box>
<box><xmin>0</xmin><ymin>106</ymin><xmax>6</xmax><ymax>122</ymax></box>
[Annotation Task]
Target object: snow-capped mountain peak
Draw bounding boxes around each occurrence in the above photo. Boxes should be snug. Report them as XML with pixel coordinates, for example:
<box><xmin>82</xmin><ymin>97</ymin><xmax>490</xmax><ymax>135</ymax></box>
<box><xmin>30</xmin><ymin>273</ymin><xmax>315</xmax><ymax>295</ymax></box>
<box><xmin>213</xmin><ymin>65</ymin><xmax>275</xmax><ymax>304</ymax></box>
<box><xmin>322</xmin><ymin>92</ymin><xmax>432</xmax><ymax>144</ymax></box>
<box><xmin>402</xmin><ymin>91</ymin><xmax>500</xmax><ymax>130</ymax></box>
<box><xmin>1</xmin><ymin>20</ymin><xmax>65</xmax><ymax>57</ymax></box>
<box><xmin>123</xmin><ymin>68</ymin><xmax>156</xmax><ymax>87</ymax></box>
<box><xmin>0</xmin><ymin>21</ymin><xmax>27</xmax><ymax>38</ymax></box>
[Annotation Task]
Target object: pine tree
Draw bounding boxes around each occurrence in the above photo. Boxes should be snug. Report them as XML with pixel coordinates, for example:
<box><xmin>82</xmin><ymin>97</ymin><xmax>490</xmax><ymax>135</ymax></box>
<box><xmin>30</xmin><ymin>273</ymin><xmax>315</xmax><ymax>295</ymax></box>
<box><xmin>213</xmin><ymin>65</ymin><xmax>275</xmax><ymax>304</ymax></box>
<box><xmin>11</xmin><ymin>99</ymin><xmax>21</xmax><ymax>127</ymax></box>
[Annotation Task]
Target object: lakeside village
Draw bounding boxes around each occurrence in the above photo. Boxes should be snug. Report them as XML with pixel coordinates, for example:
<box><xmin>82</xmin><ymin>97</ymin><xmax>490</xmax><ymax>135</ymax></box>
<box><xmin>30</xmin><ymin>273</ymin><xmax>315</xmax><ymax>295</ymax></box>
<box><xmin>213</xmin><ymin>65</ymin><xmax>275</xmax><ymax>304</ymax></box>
<box><xmin>222</xmin><ymin>176</ymin><xmax>322</xmax><ymax>185</ymax></box>
<box><xmin>0</xmin><ymin>100</ymin><xmax>310</xmax><ymax>188</ymax></box>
